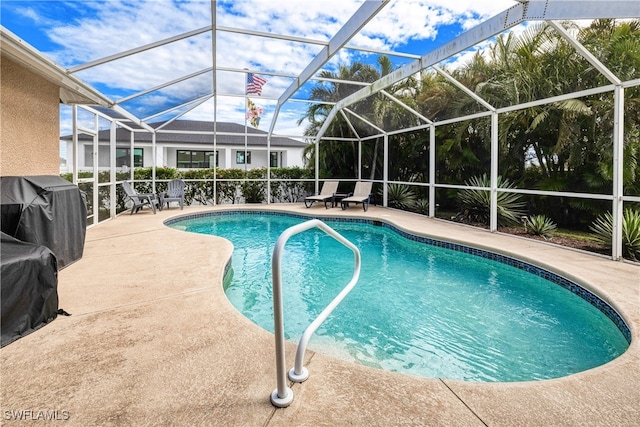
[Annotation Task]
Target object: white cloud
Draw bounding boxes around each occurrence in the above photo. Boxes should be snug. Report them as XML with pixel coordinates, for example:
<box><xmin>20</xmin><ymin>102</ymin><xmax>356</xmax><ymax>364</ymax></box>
<box><xmin>25</xmin><ymin>0</ymin><xmax>522</xmax><ymax>136</ymax></box>
<box><xmin>359</xmin><ymin>0</ymin><xmax>518</xmax><ymax>48</ymax></box>
<box><xmin>13</xmin><ymin>5</ymin><xmax>44</xmax><ymax>24</ymax></box>
<box><xmin>442</xmin><ymin>21</ymin><xmax>530</xmax><ymax>70</ymax></box>
<box><xmin>48</xmin><ymin>0</ymin><xmax>211</xmax><ymax>63</ymax></box>
<box><xmin>216</xmin><ymin>0</ymin><xmax>360</xmax><ymax>41</ymax></box>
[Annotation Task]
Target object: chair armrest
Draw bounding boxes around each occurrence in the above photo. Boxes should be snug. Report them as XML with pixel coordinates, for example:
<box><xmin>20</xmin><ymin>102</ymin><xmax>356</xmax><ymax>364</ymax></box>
<box><xmin>137</xmin><ymin>193</ymin><xmax>159</xmax><ymax>203</ymax></box>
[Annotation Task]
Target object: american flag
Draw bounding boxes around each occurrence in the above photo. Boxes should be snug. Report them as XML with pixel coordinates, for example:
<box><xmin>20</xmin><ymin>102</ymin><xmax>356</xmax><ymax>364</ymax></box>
<box><xmin>246</xmin><ymin>73</ymin><xmax>267</xmax><ymax>95</ymax></box>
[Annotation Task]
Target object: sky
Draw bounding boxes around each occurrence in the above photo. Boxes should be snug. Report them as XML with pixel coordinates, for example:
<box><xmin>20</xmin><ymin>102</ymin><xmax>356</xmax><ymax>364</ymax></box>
<box><xmin>0</xmin><ymin>0</ymin><xmax>520</xmax><ymax>150</ymax></box>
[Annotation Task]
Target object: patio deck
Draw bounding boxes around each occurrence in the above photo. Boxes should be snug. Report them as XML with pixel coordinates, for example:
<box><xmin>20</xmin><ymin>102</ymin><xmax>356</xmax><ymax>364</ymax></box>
<box><xmin>1</xmin><ymin>204</ymin><xmax>638</xmax><ymax>426</ymax></box>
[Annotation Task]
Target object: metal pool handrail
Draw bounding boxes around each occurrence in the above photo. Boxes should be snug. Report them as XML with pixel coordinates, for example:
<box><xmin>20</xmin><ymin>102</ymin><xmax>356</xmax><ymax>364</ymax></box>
<box><xmin>270</xmin><ymin>219</ymin><xmax>361</xmax><ymax>408</ymax></box>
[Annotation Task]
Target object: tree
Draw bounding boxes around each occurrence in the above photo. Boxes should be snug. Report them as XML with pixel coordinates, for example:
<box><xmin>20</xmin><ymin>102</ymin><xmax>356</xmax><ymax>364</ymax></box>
<box><xmin>299</xmin><ymin>20</ymin><xmax>640</xmax><ymax>225</ymax></box>
<box><xmin>300</xmin><ymin>56</ymin><xmax>417</xmax><ymax>180</ymax></box>
<box><xmin>300</xmin><ymin>61</ymin><xmax>381</xmax><ymax>178</ymax></box>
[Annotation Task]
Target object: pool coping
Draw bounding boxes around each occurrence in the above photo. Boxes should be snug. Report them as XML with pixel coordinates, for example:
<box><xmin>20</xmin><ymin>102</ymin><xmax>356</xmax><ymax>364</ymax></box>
<box><xmin>1</xmin><ymin>204</ymin><xmax>638</xmax><ymax>426</ymax></box>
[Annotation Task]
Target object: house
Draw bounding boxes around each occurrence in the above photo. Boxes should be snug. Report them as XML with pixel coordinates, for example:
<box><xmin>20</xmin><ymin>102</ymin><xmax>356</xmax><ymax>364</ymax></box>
<box><xmin>61</xmin><ymin>120</ymin><xmax>308</xmax><ymax>172</ymax></box>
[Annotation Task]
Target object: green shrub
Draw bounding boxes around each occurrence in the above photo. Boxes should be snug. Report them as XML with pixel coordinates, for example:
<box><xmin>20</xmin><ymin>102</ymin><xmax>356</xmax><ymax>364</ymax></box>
<box><xmin>413</xmin><ymin>198</ymin><xmax>430</xmax><ymax>215</ymax></box>
<box><xmin>383</xmin><ymin>183</ymin><xmax>416</xmax><ymax>209</ymax></box>
<box><xmin>524</xmin><ymin>215</ymin><xmax>557</xmax><ymax>239</ymax></box>
<box><xmin>457</xmin><ymin>174</ymin><xmax>526</xmax><ymax>226</ymax></box>
<box><xmin>216</xmin><ymin>169</ymin><xmax>244</xmax><ymax>204</ymax></box>
<box><xmin>590</xmin><ymin>208</ymin><xmax>640</xmax><ymax>261</ymax></box>
<box><xmin>270</xmin><ymin>167</ymin><xmax>312</xmax><ymax>203</ymax></box>
<box><xmin>241</xmin><ymin>168</ymin><xmax>266</xmax><ymax>203</ymax></box>
<box><xmin>63</xmin><ymin>166</ymin><xmax>315</xmax><ymax>209</ymax></box>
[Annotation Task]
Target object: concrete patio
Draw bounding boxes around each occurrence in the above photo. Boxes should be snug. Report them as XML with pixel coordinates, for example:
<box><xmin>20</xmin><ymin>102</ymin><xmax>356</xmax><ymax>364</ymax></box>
<box><xmin>1</xmin><ymin>204</ymin><xmax>638</xmax><ymax>426</ymax></box>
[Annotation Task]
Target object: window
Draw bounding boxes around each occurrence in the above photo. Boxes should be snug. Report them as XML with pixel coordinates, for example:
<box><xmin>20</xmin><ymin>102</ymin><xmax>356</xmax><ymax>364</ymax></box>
<box><xmin>236</xmin><ymin>151</ymin><xmax>251</xmax><ymax>164</ymax></box>
<box><xmin>84</xmin><ymin>146</ymin><xmax>93</xmax><ymax>167</ymax></box>
<box><xmin>84</xmin><ymin>146</ymin><xmax>143</xmax><ymax>168</ymax></box>
<box><xmin>177</xmin><ymin>150</ymin><xmax>218</xmax><ymax>168</ymax></box>
<box><xmin>270</xmin><ymin>152</ymin><xmax>278</xmax><ymax>168</ymax></box>
<box><xmin>116</xmin><ymin>148</ymin><xmax>143</xmax><ymax>167</ymax></box>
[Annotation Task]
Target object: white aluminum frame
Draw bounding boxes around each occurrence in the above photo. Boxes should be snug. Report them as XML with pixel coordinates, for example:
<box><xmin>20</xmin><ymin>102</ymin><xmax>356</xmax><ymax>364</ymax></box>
<box><xmin>55</xmin><ymin>0</ymin><xmax>639</xmax><ymax>260</ymax></box>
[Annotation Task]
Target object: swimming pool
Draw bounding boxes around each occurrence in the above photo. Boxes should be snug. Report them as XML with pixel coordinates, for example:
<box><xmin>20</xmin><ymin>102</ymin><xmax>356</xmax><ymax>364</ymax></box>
<box><xmin>167</xmin><ymin>211</ymin><xmax>630</xmax><ymax>382</ymax></box>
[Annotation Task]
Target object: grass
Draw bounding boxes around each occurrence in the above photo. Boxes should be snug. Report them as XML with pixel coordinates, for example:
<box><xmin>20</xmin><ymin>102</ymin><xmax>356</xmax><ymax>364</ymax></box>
<box><xmin>434</xmin><ymin>210</ymin><xmax>606</xmax><ymax>252</ymax></box>
<box><xmin>553</xmin><ymin>228</ymin><xmax>601</xmax><ymax>243</ymax></box>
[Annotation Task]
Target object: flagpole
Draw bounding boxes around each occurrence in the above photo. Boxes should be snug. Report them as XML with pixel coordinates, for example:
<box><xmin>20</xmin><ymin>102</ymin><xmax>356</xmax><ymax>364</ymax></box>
<box><xmin>244</xmin><ymin>70</ymin><xmax>248</xmax><ymax>173</ymax></box>
<box><xmin>211</xmin><ymin>1</ymin><xmax>217</xmax><ymax>206</ymax></box>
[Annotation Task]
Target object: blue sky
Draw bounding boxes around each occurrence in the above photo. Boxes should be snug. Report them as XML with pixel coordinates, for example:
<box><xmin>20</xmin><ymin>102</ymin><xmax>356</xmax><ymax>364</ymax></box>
<box><xmin>1</xmin><ymin>0</ymin><xmax>518</xmax><ymax>139</ymax></box>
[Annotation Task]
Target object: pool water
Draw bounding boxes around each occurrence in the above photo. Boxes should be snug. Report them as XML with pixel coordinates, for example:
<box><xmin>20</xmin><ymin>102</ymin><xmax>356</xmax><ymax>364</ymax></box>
<box><xmin>169</xmin><ymin>212</ymin><xmax>629</xmax><ymax>382</ymax></box>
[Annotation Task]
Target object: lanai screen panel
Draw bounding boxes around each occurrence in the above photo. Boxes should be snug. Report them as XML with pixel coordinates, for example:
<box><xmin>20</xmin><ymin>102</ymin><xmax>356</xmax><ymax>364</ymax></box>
<box><xmin>1</xmin><ymin>1</ymin><xmax>637</xmax><ymax>140</ymax></box>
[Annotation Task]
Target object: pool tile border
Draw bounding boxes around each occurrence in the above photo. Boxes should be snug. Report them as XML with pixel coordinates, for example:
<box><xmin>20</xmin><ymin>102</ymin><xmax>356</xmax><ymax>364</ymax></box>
<box><xmin>165</xmin><ymin>210</ymin><xmax>632</xmax><ymax>344</ymax></box>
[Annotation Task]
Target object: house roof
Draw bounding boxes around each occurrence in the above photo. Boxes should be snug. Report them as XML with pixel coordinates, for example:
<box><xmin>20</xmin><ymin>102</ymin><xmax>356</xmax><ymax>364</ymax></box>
<box><xmin>62</xmin><ymin>120</ymin><xmax>308</xmax><ymax>148</ymax></box>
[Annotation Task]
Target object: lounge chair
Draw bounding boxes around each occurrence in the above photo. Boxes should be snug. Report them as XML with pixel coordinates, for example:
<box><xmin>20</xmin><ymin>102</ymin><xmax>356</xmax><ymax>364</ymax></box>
<box><xmin>340</xmin><ymin>181</ymin><xmax>373</xmax><ymax>212</ymax></box>
<box><xmin>160</xmin><ymin>179</ymin><xmax>185</xmax><ymax>210</ymax></box>
<box><xmin>122</xmin><ymin>181</ymin><xmax>159</xmax><ymax>214</ymax></box>
<box><xmin>304</xmin><ymin>181</ymin><xmax>340</xmax><ymax>208</ymax></box>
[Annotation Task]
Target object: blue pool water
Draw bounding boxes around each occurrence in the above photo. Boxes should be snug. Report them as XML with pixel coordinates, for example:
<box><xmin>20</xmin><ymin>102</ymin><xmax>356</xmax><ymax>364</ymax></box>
<box><xmin>168</xmin><ymin>211</ymin><xmax>630</xmax><ymax>382</ymax></box>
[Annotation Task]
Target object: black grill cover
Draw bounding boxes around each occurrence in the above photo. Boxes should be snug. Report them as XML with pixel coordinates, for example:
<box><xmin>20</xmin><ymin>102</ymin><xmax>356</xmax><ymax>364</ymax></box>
<box><xmin>1</xmin><ymin>232</ymin><xmax>58</xmax><ymax>347</ymax></box>
<box><xmin>1</xmin><ymin>175</ymin><xmax>87</xmax><ymax>268</ymax></box>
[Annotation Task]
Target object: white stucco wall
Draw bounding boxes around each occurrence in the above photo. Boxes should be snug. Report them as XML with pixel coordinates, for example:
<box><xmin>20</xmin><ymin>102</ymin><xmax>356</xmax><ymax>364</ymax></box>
<box><xmin>67</xmin><ymin>141</ymin><xmax>307</xmax><ymax>172</ymax></box>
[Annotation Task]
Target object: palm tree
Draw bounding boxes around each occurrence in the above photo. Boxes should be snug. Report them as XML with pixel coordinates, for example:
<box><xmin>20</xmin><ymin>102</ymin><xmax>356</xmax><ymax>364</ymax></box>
<box><xmin>300</xmin><ymin>61</ymin><xmax>381</xmax><ymax>177</ymax></box>
<box><xmin>411</xmin><ymin>20</ymin><xmax>640</xmax><ymax>222</ymax></box>
<box><xmin>299</xmin><ymin>21</ymin><xmax>640</xmax><ymax>223</ymax></box>
<box><xmin>579</xmin><ymin>19</ymin><xmax>640</xmax><ymax>196</ymax></box>
<box><xmin>300</xmin><ymin>56</ymin><xmax>415</xmax><ymax>180</ymax></box>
